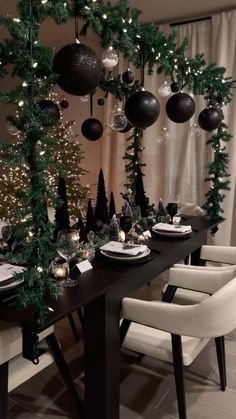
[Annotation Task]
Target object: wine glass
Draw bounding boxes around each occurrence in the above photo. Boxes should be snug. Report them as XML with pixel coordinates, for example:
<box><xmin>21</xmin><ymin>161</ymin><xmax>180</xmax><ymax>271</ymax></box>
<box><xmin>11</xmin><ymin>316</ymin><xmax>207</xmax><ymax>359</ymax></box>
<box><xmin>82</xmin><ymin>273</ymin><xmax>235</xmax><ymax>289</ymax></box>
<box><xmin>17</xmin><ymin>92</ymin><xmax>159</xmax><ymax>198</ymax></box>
<box><xmin>166</xmin><ymin>203</ymin><xmax>178</xmax><ymax>224</ymax></box>
<box><xmin>57</xmin><ymin>229</ymin><xmax>80</xmax><ymax>287</ymax></box>
<box><xmin>119</xmin><ymin>215</ymin><xmax>132</xmax><ymax>242</ymax></box>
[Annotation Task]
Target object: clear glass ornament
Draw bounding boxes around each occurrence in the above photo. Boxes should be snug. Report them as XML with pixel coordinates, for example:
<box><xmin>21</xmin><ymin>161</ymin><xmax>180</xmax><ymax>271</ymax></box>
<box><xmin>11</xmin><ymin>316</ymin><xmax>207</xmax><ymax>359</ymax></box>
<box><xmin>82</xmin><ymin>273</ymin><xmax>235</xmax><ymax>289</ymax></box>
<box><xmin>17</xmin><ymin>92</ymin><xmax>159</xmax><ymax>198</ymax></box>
<box><xmin>102</xmin><ymin>46</ymin><xmax>119</xmax><ymax>69</ymax></box>
<box><xmin>190</xmin><ymin>122</ymin><xmax>201</xmax><ymax>138</ymax></box>
<box><xmin>6</xmin><ymin>120</ymin><xmax>20</xmax><ymax>136</ymax></box>
<box><xmin>79</xmin><ymin>95</ymin><xmax>89</xmax><ymax>103</ymax></box>
<box><xmin>109</xmin><ymin>107</ymin><xmax>128</xmax><ymax>131</ymax></box>
<box><xmin>158</xmin><ymin>81</ymin><xmax>171</xmax><ymax>97</ymax></box>
<box><xmin>156</xmin><ymin>127</ymin><xmax>171</xmax><ymax>145</ymax></box>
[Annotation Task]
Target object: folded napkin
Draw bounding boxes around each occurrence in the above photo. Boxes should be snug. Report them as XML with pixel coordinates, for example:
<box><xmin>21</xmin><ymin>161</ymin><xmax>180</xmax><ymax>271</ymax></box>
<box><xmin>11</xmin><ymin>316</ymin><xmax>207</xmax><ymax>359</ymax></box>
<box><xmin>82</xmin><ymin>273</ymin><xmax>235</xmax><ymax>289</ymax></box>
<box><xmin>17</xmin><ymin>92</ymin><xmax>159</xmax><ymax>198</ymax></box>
<box><xmin>0</xmin><ymin>264</ymin><xmax>25</xmax><ymax>283</ymax></box>
<box><xmin>153</xmin><ymin>223</ymin><xmax>192</xmax><ymax>233</ymax></box>
<box><xmin>100</xmin><ymin>241</ymin><xmax>148</xmax><ymax>256</ymax></box>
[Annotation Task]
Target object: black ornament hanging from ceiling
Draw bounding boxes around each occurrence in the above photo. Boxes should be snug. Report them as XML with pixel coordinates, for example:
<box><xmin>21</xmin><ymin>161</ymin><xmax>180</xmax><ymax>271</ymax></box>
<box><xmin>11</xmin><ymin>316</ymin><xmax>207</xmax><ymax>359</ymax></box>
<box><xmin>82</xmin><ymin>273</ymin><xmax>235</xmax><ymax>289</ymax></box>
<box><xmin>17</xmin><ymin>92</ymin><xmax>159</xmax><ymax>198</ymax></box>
<box><xmin>37</xmin><ymin>100</ymin><xmax>60</xmax><ymax>126</ymax></box>
<box><xmin>198</xmin><ymin>107</ymin><xmax>222</xmax><ymax>131</ymax></box>
<box><xmin>125</xmin><ymin>91</ymin><xmax>160</xmax><ymax>129</ymax></box>
<box><xmin>53</xmin><ymin>43</ymin><xmax>101</xmax><ymax>96</ymax></box>
<box><xmin>81</xmin><ymin>118</ymin><xmax>103</xmax><ymax>141</ymax></box>
<box><xmin>166</xmin><ymin>92</ymin><xmax>195</xmax><ymax>123</ymax></box>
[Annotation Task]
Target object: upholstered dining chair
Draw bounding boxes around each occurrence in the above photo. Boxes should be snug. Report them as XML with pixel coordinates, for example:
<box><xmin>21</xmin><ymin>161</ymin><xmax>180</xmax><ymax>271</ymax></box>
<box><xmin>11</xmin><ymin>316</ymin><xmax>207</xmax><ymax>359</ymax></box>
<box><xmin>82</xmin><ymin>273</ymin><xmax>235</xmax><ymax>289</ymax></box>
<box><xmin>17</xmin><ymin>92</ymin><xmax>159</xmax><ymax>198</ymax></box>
<box><xmin>121</xmin><ymin>266</ymin><xmax>236</xmax><ymax>419</ymax></box>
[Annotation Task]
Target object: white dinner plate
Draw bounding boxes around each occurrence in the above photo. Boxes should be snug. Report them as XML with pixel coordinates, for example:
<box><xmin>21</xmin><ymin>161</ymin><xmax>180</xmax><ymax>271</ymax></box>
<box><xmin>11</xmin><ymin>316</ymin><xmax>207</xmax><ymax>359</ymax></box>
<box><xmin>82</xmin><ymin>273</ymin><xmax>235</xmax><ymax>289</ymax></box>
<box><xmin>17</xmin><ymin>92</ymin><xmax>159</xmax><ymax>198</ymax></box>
<box><xmin>100</xmin><ymin>247</ymin><xmax>151</xmax><ymax>261</ymax></box>
<box><xmin>0</xmin><ymin>278</ymin><xmax>24</xmax><ymax>292</ymax></box>
<box><xmin>152</xmin><ymin>228</ymin><xmax>192</xmax><ymax>238</ymax></box>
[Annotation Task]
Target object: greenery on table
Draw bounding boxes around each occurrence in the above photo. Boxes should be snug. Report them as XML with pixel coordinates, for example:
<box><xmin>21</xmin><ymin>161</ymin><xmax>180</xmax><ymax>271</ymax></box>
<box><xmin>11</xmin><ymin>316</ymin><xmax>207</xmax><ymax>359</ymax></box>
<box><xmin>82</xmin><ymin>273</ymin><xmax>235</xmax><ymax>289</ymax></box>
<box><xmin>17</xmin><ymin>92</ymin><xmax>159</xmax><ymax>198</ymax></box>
<box><xmin>0</xmin><ymin>0</ymin><xmax>234</xmax><ymax>322</ymax></box>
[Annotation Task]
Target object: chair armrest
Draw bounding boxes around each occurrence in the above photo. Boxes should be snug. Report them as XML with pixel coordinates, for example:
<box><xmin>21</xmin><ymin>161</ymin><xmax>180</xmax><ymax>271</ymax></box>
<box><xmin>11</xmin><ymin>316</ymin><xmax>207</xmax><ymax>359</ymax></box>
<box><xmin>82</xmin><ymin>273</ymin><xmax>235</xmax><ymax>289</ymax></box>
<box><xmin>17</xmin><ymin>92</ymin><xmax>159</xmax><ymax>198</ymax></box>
<box><xmin>168</xmin><ymin>266</ymin><xmax>234</xmax><ymax>294</ymax></box>
<box><xmin>173</xmin><ymin>263</ymin><xmax>236</xmax><ymax>273</ymax></box>
<box><xmin>200</xmin><ymin>245</ymin><xmax>236</xmax><ymax>264</ymax></box>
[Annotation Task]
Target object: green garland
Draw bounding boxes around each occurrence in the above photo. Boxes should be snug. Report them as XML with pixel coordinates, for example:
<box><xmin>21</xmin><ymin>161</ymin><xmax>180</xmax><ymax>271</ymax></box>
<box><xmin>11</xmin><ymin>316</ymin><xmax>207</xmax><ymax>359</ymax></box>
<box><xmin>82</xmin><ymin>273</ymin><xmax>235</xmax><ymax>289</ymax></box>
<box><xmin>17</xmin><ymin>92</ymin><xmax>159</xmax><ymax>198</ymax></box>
<box><xmin>0</xmin><ymin>0</ymin><xmax>235</xmax><ymax>322</ymax></box>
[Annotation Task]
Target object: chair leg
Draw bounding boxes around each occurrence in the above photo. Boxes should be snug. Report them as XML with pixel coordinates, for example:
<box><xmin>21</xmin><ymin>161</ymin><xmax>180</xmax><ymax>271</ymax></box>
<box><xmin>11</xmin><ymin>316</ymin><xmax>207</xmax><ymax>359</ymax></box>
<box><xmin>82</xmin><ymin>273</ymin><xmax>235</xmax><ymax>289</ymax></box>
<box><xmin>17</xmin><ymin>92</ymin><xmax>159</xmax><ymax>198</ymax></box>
<box><xmin>68</xmin><ymin>313</ymin><xmax>80</xmax><ymax>343</ymax></box>
<box><xmin>171</xmin><ymin>334</ymin><xmax>187</xmax><ymax>419</ymax></box>
<box><xmin>45</xmin><ymin>333</ymin><xmax>84</xmax><ymax>418</ymax></box>
<box><xmin>120</xmin><ymin>319</ymin><xmax>132</xmax><ymax>345</ymax></box>
<box><xmin>215</xmin><ymin>336</ymin><xmax>226</xmax><ymax>391</ymax></box>
<box><xmin>0</xmin><ymin>362</ymin><xmax>8</xmax><ymax>419</ymax></box>
<box><xmin>77</xmin><ymin>307</ymin><xmax>85</xmax><ymax>333</ymax></box>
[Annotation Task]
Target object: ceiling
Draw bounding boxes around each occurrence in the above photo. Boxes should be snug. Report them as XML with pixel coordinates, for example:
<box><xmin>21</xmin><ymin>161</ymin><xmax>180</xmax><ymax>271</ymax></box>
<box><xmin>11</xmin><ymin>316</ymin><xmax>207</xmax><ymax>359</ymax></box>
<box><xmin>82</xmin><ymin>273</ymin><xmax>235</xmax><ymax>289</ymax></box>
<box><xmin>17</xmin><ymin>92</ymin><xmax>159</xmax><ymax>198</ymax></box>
<box><xmin>122</xmin><ymin>0</ymin><xmax>236</xmax><ymax>23</ymax></box>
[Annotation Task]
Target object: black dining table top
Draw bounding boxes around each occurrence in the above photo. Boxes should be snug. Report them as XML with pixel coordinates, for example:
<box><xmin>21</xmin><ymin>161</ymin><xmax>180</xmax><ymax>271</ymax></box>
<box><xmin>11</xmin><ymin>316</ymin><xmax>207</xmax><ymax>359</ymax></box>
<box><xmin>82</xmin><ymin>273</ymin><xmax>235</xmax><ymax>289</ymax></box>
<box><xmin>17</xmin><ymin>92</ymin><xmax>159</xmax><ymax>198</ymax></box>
<box><xmin>0</xmin><ymin>216</ymin><xmax>222</xmax><ymax>332</ymax></box>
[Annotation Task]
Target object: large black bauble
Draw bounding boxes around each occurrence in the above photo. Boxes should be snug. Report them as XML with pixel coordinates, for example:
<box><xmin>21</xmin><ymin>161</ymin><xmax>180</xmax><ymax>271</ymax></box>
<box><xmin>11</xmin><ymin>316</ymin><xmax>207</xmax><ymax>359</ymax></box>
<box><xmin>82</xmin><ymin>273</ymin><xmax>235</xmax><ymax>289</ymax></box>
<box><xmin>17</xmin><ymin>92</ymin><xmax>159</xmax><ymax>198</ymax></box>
<box><xmin>81</xmin><ymin>118</ymin><xmax>103</xmax><ymax>141</ymax></box>
<box><xmin>125</xmin><ymin>91</ymin><xmax>160</xmax><ymax>129</ymax></box>
<box><xmin>122</xmin><ymin>70</ymin><xmax>134</xmax><ymax>84</ymax></box>
<box><xmin>198</xmin><ymin>107</ymin><xmax>222</xmax><ymax>131</ymax></box>
<box><xmin>38</xmin><ymin>100</ymin><xmax>60</xmax><ymax>126</ymax></box>
<box><xmin>53</xmin><ymin>43</ymin><xmax>101</xmax><ymax>96</ymax></box>
<box><xmin>166</xmin><ymin>93</ymin><xmax>195</xmax><ymax>123</ymax></box>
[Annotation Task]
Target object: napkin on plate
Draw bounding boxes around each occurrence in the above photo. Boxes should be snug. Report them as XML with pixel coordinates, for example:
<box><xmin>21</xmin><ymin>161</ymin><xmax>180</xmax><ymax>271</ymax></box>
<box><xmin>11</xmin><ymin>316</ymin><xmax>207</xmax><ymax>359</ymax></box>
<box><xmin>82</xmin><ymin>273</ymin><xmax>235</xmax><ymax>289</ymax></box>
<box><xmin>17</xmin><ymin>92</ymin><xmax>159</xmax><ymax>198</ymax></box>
<box><xmin>153</xmin><ymin>223</ymin><xmax>192</xmax><ymax>233</ymax></box>
<box><xmin>100</xmin><ymin>241</ymin><xmax>148</xmax><ymax>256</ymax></box>
<box><xmin>0</xmin><ymin>264</ymin><xmax>25</xmax><ymax>283</ymax></box>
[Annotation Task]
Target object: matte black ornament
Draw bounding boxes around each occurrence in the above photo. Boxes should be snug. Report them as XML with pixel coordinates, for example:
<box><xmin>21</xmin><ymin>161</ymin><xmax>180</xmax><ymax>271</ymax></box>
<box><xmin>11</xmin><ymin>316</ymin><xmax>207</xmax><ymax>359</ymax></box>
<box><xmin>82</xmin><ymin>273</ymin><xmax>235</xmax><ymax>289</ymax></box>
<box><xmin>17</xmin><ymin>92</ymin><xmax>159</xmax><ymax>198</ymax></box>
<box><xmin>60</xmin><ymin>99</ymin><xmax>69</xmax><ymax>109</ymax></box>
<box><xmin>170</xmin><ymin>81</ymin><xmax>180</xmax><ymax>93</ymax></box>
<box><xmin>81</xmin><ymin>118</ymin><xmax>103</xmax><ymax>141</ymax></box>
<box><xmin>166</xmin><ymin>92</ymin><xmax>195</xmax><ymax>123</ymax></box>
<box><xmin>125</xmin><ymin>91</ymin><xmax>160</xmax><ymax>129</ymax></box>
<box><xmin>97</xmin><ymin>97</ymin><xmax>105</xmax><ymax>106</ymax></box>
<box><xmin>53</xmin><ymin>43</ymin><xmax>101</xmax><ymax>96</ymax></box>
<box><xmin>122</xmin><ymin>70</ymin><xmax>134</xmax><ymax>84</ymax></box>
<box><xmin>119</xmin><ymin>122</ymin><xmax>133</xmax><ymax>133</ymax></box>
<box><xmin>38</xmin><ymin>100</ymin><xmax>60</xmax><ymax>126</ymax></box>
<box><xmin>198</xmin><ymin>107</ymin><xmax>222</xmax><ymax>131</ymax></box>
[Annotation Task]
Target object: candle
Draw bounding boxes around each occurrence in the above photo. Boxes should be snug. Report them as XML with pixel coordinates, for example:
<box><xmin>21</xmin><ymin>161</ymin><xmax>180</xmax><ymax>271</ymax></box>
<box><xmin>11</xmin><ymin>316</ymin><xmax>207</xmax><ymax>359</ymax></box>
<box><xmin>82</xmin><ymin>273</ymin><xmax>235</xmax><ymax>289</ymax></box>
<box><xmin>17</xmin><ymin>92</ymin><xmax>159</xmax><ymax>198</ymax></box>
<box><xmin>119</xmin><ymin>231</ymin><xmax>125</xmax><ymax>242</ymax></box>
<box><xmin>69</xmin><ymin>231</ymin><xmax>80</xmax><ymax>241</ymax></box>
<box><xmin>54</xmin><ymin>266</ymin><xmax>67</xmax><ymax>278</ymax></box>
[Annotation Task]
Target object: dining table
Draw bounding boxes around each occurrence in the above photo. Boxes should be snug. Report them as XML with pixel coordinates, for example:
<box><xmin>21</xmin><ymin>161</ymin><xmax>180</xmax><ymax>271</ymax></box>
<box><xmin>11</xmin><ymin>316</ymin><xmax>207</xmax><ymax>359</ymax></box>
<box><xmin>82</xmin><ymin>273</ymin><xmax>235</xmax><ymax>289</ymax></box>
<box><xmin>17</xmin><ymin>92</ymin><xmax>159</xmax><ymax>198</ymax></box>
<box><xmin>0</xmin><ymin>215</ymin><xmax>221</xmax><ymax>419</ymax></box>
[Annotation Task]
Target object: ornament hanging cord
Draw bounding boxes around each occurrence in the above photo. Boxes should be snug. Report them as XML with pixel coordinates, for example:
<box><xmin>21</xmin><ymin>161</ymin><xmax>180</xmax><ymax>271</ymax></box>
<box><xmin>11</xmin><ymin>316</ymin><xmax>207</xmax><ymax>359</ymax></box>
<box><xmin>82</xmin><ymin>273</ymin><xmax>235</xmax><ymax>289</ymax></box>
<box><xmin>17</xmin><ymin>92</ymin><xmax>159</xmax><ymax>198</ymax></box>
<box><xmin>90</xmin><ymin>92</ymin><xmax>94</xmax><ymax>117</ymax></box>
<box><xmin>140</xmin><ymin>42</ymin><xmax>145</xmax><ymax>88</ymax></box>
<box><xmin>74</xmin><ymin>15</ymin><xmax>79</xmax><ymax>42</ymax></box>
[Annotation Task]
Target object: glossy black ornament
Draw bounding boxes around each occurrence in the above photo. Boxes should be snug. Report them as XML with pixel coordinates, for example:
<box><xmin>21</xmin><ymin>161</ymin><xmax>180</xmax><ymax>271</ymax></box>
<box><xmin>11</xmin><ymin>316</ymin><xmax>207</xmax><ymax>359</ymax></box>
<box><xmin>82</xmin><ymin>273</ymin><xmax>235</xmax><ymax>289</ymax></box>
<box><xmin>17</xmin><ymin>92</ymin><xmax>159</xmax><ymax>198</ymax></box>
<box><xmin>119</xmin><ymin>122</ymin><xmax>133</xmax><ymax>133</ymax></box>
<box><xmin>122</xmin><ymin>70</ymin><xmax>134</xmax><ymax>84</ymax></box>
<box><xmin>81</xmin><ymin>118</ymin><xmax>103</xmax><ymax>141</ymax></box>
<box><xmin>60</xmin><ymin>99</ymin><xmax>69</xmax><ymax>109</ymax></box>
<box><xmin>97</xmin><ymin>97</ymin><xmax>105</xmax><ymax>106</ymax></box>
<box><xmin>38</xmin><ymin>100</ymin><xmax>60</xmax><ymax>126</ymax></box>
<box><xmin>170</xmin><ymin>81</ymin><xmax>180</xmax><ymax>93</ymax></box>
<box><xmin>198</xmin><ymin>107</ymin><xmax>222</xmax><ymax>131</ymax></box>
<box><xmin>53</xmin><ymin>43</ymin><xmax>101</xmax><ymax>96</ymax></box>
<box><xmin>125</xmin><ymin>91</ymin><xmax>160</xmax><ymax>129</ymax></box>
<box><xmin>166</xmin><ymin>92</ymin><xmax>195</xmax><ymax>123</ymax></box>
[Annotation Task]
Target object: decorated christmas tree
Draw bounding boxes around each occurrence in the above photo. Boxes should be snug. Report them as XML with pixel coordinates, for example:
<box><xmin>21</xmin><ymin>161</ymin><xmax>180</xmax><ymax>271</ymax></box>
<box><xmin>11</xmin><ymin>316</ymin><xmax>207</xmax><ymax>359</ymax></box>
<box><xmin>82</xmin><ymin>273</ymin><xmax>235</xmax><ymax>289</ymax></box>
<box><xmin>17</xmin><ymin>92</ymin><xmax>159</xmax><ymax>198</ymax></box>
<box><xmin>95</xmin><ymin>169</ymin><xmax>109</xmax><ymax>224</ymax></box>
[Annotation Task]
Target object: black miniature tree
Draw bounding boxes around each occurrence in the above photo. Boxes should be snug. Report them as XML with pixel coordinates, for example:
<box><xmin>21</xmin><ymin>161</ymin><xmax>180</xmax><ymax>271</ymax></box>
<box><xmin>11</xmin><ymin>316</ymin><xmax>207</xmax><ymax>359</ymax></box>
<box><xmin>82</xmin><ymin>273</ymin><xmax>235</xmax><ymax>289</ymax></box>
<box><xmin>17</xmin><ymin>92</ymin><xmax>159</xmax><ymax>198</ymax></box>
<box><xmin>109</xmin><ymin>191</ymin><xmax>116</xmax><ymax>220</ymax></box>
<box><xmin>54</xmin><ymin>176</ymin><xmax>70</xmax><ymax>240</ymax></box>
<box><xmin>95</xmin><ymin>169</ymin><xmax>109</xmax><ymax>224</ymax></box>
<box><xmin>135</xmin><ymin>166</ymin><xmax>149</xmax><ymax>217</ymax></box>
<box><xmin>74</xmin><ymin>217</ymin><xmax>87</xmax><ymax>242</ymax></box>
<box><xmin>86</xmin><ymin>199</ymin><xmax>95</xmax><ymax>234</ymax></box>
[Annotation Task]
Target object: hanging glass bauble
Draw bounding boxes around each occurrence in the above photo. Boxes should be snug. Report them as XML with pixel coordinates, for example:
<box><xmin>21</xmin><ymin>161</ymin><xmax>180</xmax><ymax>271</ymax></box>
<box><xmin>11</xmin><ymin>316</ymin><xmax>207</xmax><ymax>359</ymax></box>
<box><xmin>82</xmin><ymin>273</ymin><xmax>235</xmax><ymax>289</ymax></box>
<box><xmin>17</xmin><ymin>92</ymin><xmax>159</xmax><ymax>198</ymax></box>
<box><xmin>80</xmin><ymin>95</ymin><xmax>89</xmax><ymax>103</ymax></box>
<box><xmin>109</xmin><ymin>107</ymin><xmax>128</xmax><ymax>131</ymax></box>
<box><xmin>156</xmin><ymin>127</ymin><xmax>171</xmax><ymax>145</ymax></box>
<box><xmin>189</xmin><ymin>122</ymin><xmax>201</xmax><ymax>138</ymax></box>
<box><xmin>158</xmin><ymin>81</ymin><xmax>171</xmax><ymax>97</ymax></box>
<box><xmin>102</xmin><ymin>46</ymin><xmax>118</xmax><ymax>69</ymax></box>
<box><xmin>6</xmin><ymin>120</ymin><xmax>20</xmax><ymax>136</ymax></box>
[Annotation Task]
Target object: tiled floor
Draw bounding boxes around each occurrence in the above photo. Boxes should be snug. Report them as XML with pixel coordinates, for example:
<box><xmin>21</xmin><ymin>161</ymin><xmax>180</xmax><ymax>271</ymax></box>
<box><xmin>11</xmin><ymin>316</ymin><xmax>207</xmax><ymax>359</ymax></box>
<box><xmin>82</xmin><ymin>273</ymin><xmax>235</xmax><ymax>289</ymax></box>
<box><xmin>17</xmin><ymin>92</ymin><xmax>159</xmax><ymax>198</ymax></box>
<box><xmin>6</xmin><ymin>274</ymin><xmax>236</xmax><ymax>418</ymax></box>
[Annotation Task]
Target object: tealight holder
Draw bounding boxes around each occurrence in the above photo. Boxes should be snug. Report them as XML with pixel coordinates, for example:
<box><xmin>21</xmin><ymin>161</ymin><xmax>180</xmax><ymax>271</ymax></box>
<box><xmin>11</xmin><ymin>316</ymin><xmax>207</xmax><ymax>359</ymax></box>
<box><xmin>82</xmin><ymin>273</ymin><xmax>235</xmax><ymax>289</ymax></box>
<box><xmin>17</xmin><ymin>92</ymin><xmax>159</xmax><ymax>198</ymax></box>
<box><xmin>49</xmin><ymin>258</ymin><xmax>69</xmax><ymax>280</ymax></box>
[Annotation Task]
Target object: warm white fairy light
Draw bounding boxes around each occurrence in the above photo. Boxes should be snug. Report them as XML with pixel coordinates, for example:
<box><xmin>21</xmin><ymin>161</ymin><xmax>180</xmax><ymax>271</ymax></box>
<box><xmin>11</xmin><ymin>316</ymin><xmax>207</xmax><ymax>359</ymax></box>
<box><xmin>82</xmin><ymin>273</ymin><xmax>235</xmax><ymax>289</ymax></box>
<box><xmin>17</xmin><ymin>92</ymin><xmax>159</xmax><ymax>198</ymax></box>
<box><xmin>103</xmin><ymin>13</ymin><xmax>107</xmax><ymax>19</ymax></box>
<box><xmin>18</xmin><ymin>100</ymin><xmax>24</xmax><ymax>107</ymax></box>
<box><xmin>13</xmin><ymin>18</ymin><xmax>21</xmax><ymax>23</ymax></box>
<box><xmin>41</xmin><ymin>0</ymin><xmax>48</xmax><ymax>4</ymax></box>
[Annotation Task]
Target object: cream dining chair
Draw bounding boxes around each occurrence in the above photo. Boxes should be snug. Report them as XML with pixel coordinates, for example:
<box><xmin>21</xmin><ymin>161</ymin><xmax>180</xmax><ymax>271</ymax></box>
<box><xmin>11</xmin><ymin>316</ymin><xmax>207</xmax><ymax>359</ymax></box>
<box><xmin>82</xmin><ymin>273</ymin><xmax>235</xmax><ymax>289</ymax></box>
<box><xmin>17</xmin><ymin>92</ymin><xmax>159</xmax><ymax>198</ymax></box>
<box><xmin>121</xmin><ymin>266</ymin><xmax>236</xmax><ymax>419</ymax></box>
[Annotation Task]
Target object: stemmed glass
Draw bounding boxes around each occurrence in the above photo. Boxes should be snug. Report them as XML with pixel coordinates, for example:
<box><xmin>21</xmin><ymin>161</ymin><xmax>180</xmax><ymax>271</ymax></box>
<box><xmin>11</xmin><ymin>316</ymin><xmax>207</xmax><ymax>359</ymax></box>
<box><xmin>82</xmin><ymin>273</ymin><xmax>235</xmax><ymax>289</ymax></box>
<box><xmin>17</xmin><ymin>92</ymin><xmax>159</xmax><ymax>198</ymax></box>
<box><xmin>57</xmin><ymin>229</ymin><xmax>80</xmax><ymax>287</ymax></box>
<box><xmin>131</xmin><ymin>206</ymin><xmax>141</xmax><ymax>227</ymax></box>
<box><xmin>166</xmin><ymin>203</ymin><xmax>178</xmax><ymax>224</ymax></box>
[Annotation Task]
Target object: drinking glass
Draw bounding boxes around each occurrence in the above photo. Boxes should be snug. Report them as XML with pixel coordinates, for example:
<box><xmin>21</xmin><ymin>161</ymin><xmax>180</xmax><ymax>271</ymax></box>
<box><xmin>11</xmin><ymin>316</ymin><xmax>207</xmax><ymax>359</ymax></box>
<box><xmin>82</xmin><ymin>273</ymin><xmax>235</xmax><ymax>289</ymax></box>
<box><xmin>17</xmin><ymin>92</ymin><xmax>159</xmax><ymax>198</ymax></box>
<box><xmin>131</xmin><ymin>206</ymin><xmax>141</xmax><ymax>226</ymax></box>
<box><xmin>166</xmin><ymin>203</ymin><xmax>178</xmax><ymax>224</ymax></box>
<box><xmin>57</xmin><ymin>229</ymin><xmax>80</xmax><ymax>287</ymax></box>
<box><xmin>119</xmin><ymin>215</ymin><xmax>132</xmax><ymax>242</ymax></box>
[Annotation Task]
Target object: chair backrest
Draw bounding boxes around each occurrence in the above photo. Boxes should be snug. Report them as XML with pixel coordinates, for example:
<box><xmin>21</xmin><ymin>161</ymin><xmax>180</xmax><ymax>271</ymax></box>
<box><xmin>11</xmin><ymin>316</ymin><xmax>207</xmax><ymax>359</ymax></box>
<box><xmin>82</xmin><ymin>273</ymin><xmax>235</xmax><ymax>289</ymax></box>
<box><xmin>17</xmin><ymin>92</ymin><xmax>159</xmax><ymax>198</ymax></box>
<box><xmin>201</xmin><ymin>245</ymin><xmax>236</xmax><ymax>265</ymax></box>
<box><xmin>177</xmin><ymin>202</ymin><xmax>204</xmax><ymax>216</ymax></box>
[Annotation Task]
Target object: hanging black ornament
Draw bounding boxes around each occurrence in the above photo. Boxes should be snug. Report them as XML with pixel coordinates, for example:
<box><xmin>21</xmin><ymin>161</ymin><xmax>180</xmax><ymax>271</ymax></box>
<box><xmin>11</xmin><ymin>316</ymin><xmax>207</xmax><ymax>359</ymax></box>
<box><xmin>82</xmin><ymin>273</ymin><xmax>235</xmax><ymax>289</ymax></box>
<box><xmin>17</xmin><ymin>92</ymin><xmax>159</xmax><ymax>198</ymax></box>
<box><xmin>97</xmin><ymin>97</ymin><xmax>105</xmax><ymax>106</ymax></box>
<box><xmin>166</xmin><ymin>92</ymin><xmax>195</xmax><ymax>123</ymax></box>
<box><xmin>122</xmin><ymin>70</ymin><xmax>134</xmax><ymax>85</ymax></box>
<box><xmin>38</xmin><ymin>100</ymin><xmax>60</xmax><ymax>126</ymax></box>
<box><xmin>170</xmin><ymin>81</ymin><xmax>180</xmax><ymax>93</ymax></box>
<box><xmin>119</xmin><ymin>122</ymin><xmax>133</xmax><ymax>133</ymax></box>
<box><xmin>125</xmin><ymin>91</ymin><xmax>160</xmax><ymax>129</ymax></box>
<box><xmin>53</xmin><ymin>43</ymin><xmax>101</xmax><ymax>96</ymax></box>
<box><xmin>60</xmin><ymin>99</ymin><xmax>69</xmax><ymax>109</ymax></box>
<box><xmin>81</xmin><ymin>118</ymin><xmax>103</xmax><ymax>141</ymax></box>
<box><xmin>198</xmin><ymin>107</ymin><xmax>222</xmax><ymax>131</ymax></box>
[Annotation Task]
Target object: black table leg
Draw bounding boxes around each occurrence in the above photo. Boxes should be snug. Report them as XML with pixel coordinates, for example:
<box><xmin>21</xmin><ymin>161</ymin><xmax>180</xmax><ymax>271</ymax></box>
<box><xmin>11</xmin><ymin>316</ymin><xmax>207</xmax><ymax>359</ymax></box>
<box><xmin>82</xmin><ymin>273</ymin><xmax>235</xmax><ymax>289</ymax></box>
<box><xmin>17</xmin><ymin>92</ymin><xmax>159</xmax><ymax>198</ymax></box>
<box><xmin>84</xmin><ymin>292</ymin><xmax>120</xmax><ymax>419</ymax></box>
<box><xmin>0</xmin><ymin>362</ymin><xmax>8</xmax><ymax>419</ymax></box>
<box><xmin>45</xmin><ymin>333</ymin><xmax>84</xmax><ymax>418</ymax></box>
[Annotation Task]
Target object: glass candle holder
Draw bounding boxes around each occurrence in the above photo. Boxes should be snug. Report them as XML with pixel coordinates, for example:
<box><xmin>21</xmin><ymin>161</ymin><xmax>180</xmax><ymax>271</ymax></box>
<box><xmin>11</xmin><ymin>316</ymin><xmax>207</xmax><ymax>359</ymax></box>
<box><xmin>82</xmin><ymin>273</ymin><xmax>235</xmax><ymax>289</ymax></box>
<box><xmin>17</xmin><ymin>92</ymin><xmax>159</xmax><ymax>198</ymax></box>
<box><xmin>49</xmin><ymin>259</ymin><xmax>69</xmax><ymax>280</ymax></box>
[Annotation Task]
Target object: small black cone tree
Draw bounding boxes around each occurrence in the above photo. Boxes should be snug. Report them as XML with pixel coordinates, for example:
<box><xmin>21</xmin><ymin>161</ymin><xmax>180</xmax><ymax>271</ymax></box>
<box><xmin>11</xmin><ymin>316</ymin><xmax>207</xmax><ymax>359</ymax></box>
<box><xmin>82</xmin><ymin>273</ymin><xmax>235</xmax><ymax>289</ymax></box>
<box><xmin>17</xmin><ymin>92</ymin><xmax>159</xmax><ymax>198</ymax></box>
<box><xmin>109</xmin><ymin>214</ymin><xmax>119</xmax><ymax>241</ymax></box>
<box><xmin>54</xmin><ymin>176</ymin><xmax>70</xmax><ymax>239</ymax></box>
<box><xmin>95</xmin><ymin>168</ymin><xmax>109</xmax><ymax>223</ymax></box>
<box><xmin>135</xmin><ymin>166</ymin><xmax>149</xmax><ymax>217</ymax></box>
<box><xmin>109</xmin><ymin>191</ymin><xmax>116</xmax><ymax>220</ymax></box>
<box><xmin>86</xmin><ymin>199</ymin><xmax>95</xmax><ymax>233</ymax></box>
<box><xmin>74</xmin><ymin>217</ymin><xmax>87</xmax><ymax>242</ymax></box>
